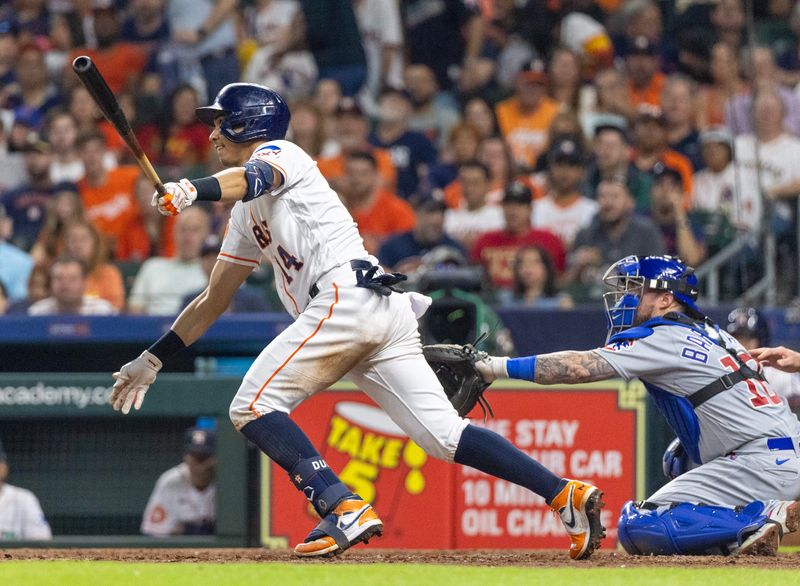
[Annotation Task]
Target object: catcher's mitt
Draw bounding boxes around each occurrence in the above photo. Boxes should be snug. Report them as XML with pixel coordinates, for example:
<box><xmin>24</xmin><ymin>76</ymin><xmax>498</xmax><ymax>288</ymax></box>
<box><xmin>422</xmin><ymin>343</ymin><xmax>493</xmax><ymax>419</ymax></box>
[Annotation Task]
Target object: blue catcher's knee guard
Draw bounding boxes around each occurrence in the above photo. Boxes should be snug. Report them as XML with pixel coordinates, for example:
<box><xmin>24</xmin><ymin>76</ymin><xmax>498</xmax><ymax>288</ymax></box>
<box><xmin>617</xmin><ymin>500</ymin><xmax>768</xmax><ymax>555</ymax></box>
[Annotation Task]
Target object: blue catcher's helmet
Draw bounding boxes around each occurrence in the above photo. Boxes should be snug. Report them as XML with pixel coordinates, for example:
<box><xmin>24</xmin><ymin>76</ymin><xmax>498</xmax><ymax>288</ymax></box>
<box><xmin>602</xmin><ymin>255</ymin><xmax>700</xmax><ymax>340</ymax></box>
<box><xmin>726</xmin><ymin>307</ymin><xmax>769</xmax><ymax>347</ymax></box>
<box><xmin>195</xmin><ymin>83</ymin><xmax>290</xmax><ymax>143</ymax></box>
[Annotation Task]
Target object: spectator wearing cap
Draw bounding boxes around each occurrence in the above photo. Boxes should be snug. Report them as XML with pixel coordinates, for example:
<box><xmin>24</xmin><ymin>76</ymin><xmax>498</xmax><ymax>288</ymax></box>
<box><xmin>369</xmin><ymin>89</ymin><xmax>438</xmax><ymax>199</ymax></box>
<box><xmin>180</xmin><ymin>235</ymin><xmax>271</xmax><ymax>313</ymax></box>
<box><xmin>625</xmin><ymin>35</ymin><xmax>665</xmax><ymax>109</ymax></box>
<box><xmin>496</xmin><ymin>58</ymin><xmax>561</xmax><ymax>171</ymax></box>
<box><xmin>403</xmin><ymin>64</ymin><xmax>461</xmax><ymax>149</ymax></box>
<box><xmin>400</xmin><ymin>0</ymin><xmax>484</xmax><ymax>93</ymax></box>
<box><xmin>632</xmin><ymin>105</ymin><xmax>694</xmax><ymax>203</ymax></box>
<box><xmin>27</xmin><ymin>255</ymin><xmax>117</xmax><ymax>316</ymax></box>
<box><xmin>141</xmin><ymin>425</ymin><xmax>217</xmax><ymax>537</ymax></box>
<box><xmin>339</xmin><ymin>151</ymin><xmax>416</xmax><ymax>255</ymax></box>
<box><xmin>317</xmin><ymin>98</ymin><xmax>396</xmax><ymax>194</ymax></box>
<box><xmin>583</xmin><ymin>119</ymin><xmax>652</xmax><ymax>212</ymax></box>
<box><xmin>0</xmin><ymin>132</ymin><xmax>57</xmax><ymax>251</ymax></box>
<box><xmin>661</xmin><ymin>74</ymin><xmax>702</xmax><ymax>171</ymax></box>
<box><xmin>378</xmin><ymin>195</ymin><xmax>465</xmax><ymax>274</ymax></box>
<box><xmin>470</xmin><ymin>182</ymin><xmax>565</xmax><ymax>290</ymax></box>
<box><xmin>532</xmin><ymin>137</ymin><xmax>598</xmax><ymax>248</ymax></box>
<box><xmin>4</xmin><ymin>42</ymin><xmax>61</xmax><ymax>131</ymax></box>
<box><xmin>77</xmin><ymin>131</ymin><xmax>151</xmax><ymax>261</ymax></box>
<box><xmin>734</xmin><ymin>88</ymin><xmax>800</xmax><ymax>240</ymax></box>
<box><xmin>650</xmin><ymin>164</ymin><xmax>706</xmax><ymax>267</ymax></box>
<box><xmin>568</xmin><ymin>178</ymin><xmax>665</xmax><ymax>298</ymax></box>
<box><xmin>443</xmin><ymin>160</ymin><xmax>504</xmax><ymax>249</ymax></box>
<box><xmin>692</xmin><ymin>126</ymin><xmax>743</xmax><ymax>227</ymax></box>
<box><xmin>128</xmin><ymin>207</ymin><xmax>210</xmax><ymax>315</ymax></box>
<box><xmin>0</xmin><ymin>203</ymin><xmax>33</xmax><ymax>302</ymax></box>
<box><xmin>0</xmin><ymin>437</ymin><xmax>52</xmax><ymax>541</ymax></box>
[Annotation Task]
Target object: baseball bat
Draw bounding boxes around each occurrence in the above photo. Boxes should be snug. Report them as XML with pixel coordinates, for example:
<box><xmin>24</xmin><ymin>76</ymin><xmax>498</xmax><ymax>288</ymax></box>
<box><xmin>72</xmin><ymin>55</ymin><xmax>167</xmax><ymax>197</ymax></box>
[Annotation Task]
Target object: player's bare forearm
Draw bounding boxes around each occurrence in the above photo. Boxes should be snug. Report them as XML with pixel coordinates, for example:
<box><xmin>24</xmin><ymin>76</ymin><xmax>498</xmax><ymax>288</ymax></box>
<box><xmin>534</xmin><ymin>351</ymin><xmax>616</xmax><ymax>384</ymax></box>
<box><xmin>213</xmin><ymin>167</ymin><xmax>248</xmax><ymax>202</ymax></box>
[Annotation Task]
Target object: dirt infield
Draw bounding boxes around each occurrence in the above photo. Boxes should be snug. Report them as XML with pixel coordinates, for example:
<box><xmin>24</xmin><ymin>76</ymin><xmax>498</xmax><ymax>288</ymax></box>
<box><xmin>3</xmin><ymin>548</ymin><xmax>800</xmax><ymax>568</ymax></box>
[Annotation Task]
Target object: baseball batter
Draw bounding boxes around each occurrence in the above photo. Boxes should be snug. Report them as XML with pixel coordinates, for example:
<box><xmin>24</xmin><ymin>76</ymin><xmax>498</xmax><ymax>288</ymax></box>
<box><xmin>474</xmin><ymin>255</ymin><xmax>800</xmax><ymax>555</ymax></box>
<box><xmin>109</xmin><ymin>83</ymin><xmax>606</xmax><ymax>559</ymax></box>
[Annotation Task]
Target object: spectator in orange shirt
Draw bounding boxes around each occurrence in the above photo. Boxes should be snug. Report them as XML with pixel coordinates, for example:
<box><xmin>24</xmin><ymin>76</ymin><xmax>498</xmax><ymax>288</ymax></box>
<box><xmin>495</xmin><ymin>58</ymin><xmax>561</xmax><ymax>171</ymax></box>
<box><xmin>317</xmin><ymin>98</ymin><xmax>396</xmax><ymax>194</ymax></box>
<box><xmin>632</xmin><ymin>105</ymin><xmax>694</xmax><ymax>205</ymax></box>
<box><xmin>626</xmin><ymin>36</ymin><xmax>665</xmax><ymax>109</ymax></box>
<box><xmin>63</xmin><ymin>220</ymin><xmax>126</xmax><ymax>310</ymax></box>
<box><xmin>76</xmin><ymin>131</ymin><xmax>150</xmax><ymax>261</ymax></box>
<box><xmin>339</xmin><ymin>151</ymin><xmax>415</xmax><ymax>255</ymax></box>
<box><xmin>67</xmin><ymin>7</ymin><xmax>147</xmax><ymax>95</ymax></box>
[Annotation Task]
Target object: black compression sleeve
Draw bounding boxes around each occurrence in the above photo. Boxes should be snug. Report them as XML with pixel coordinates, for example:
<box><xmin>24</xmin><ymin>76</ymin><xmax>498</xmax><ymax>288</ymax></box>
<box><xmin>147</xmin><ymin>330</ymin><xmax>187</xmax><ymax>363</ymax></box>
<box><xmin>190</xmin><ymin>176</ymin><xmax>222</xmax><ymax>201</ymax></box>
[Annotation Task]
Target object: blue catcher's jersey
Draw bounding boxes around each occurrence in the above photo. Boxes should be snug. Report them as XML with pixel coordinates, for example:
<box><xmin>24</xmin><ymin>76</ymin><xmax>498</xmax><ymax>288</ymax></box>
<box><xmin>593</xmin><ymin>316</ymin><xmax>800</xmax><ymax>465</ymax></box>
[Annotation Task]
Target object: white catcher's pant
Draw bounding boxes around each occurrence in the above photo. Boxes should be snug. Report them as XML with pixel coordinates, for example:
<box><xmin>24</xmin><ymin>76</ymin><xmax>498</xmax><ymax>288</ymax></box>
<box><xmin>229</xmin><ymin>264</ymin><xmax>469</xmax><ymax>462</ymax></box>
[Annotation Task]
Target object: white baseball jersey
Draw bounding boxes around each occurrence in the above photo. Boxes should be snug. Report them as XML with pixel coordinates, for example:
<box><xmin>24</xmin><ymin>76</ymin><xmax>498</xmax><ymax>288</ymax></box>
<box><xmin>219</xmin><ymin>140</ymin><xmax>371</xmax><ymax>318</ymax></box>
<box><xmin>141</xmin><ymin>463</ymin><xmax>215</xmax><ymax>537</ymax></box>
<box><xmin>220</xmin><ymin>140</ymin><xmax>469</xmax><ymax>462</ymax></box>
<box><xmin>0</xmin><ymin>483</ymin><xmax>52</xmax><ymax>540</ymax></box>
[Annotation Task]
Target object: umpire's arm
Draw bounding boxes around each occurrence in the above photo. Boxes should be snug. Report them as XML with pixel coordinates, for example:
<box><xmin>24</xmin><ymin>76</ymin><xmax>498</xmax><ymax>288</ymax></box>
<box><xmin>171</xmin><ymin>259</ymin><xmax>253</xmax><ymax>345</ymax></box>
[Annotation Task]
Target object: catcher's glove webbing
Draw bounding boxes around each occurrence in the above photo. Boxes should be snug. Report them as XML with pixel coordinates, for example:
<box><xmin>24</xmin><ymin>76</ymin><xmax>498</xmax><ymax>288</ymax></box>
<box><xmin>422</xmin><ymin>343</ymin><xmax>493</xmax><ymax>419</ymax></box>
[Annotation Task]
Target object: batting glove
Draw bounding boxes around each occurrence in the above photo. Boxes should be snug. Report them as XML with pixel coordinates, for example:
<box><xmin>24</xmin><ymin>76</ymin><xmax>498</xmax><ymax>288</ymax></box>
<box><xmin>151</xmin><ymin>178</ymin><xmax>197</xmax><ymax>217</ymax></box>
<box><xmin>110</xmin><ymin>350</ymin><xmax>162</xmax><ymax>414</ymax></box>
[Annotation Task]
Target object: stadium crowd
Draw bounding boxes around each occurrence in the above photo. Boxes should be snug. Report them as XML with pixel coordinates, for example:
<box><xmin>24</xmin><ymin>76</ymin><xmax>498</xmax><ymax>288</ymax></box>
<box><xmin>0</xmin><ymin>0</ymin><xmax>799</xmax><ymax>316</ymax></box>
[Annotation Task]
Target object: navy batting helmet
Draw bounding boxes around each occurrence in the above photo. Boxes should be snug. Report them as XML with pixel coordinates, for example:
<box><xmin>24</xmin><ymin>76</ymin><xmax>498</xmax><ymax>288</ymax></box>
<box><xmin>196</xmin><ymin>83</ymin><xmax>290</xmax><ymax>143</ymax></box>
<box><xmin>603</xmin><ymin>255</ymin><xmax>700</xmax><ymax>340</ymax></box>
<box><xmin>726</xmin><ymin>307</ymin><xmax>769</xmax><ymax>346</ymax></box>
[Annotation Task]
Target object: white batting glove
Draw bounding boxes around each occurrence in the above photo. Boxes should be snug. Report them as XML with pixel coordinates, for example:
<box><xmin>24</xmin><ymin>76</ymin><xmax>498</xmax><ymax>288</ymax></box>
<box><xmin>151</xmin><ymin>178</ymin><xmax>197</xmax><ymax>217</ymax></box>
<box><xmin>110</xmin><ymin>350</ymin><xmax>163</xmax><ymax>414</ymax></box>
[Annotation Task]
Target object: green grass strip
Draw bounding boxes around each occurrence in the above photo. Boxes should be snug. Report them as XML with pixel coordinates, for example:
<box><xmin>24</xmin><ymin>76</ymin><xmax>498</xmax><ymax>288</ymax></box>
<box><xmin>2</xmin><ymin>562</ymin><xmax>799</xmax><ymax>586</ymax></box>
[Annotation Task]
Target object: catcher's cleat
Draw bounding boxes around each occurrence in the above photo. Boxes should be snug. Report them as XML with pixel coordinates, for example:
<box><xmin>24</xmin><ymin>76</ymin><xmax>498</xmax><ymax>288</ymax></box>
<box><xmin>736</xmin><ymin>499</ymin><xmax>800</xmax><ymax>556</ymax></box>
<box><xmin>293</xmin><ymin>497</ymin><xmax>383</xmax><ymax>558</ymax></box>
<box><xmin>550</xmin><ymin>479</ymin><xmax>606</xmax><ymax>560</ymax></box>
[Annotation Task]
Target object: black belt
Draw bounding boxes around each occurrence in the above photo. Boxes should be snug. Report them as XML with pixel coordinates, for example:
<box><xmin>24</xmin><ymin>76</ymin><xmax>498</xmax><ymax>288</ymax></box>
<box><xmin>308</xmin><ymin>260</ymin><xmax>407</xmax><ymax>300</ymax></box>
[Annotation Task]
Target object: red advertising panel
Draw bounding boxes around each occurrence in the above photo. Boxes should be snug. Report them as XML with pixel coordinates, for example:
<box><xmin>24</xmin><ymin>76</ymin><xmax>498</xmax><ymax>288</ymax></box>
<box><xmin>454</xmin><ymin>388</ymin><xmax>638</xmax><ymax>548</ymax></box>
<box><xmin>261</xmin><ymin>381</ymin><xmax>644</xmax><ymax>549</ymax></box>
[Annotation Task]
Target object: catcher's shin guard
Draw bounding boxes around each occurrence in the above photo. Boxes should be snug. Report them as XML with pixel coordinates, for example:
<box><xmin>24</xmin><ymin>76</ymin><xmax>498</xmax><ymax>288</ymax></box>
<box><xmin>294</xmin><ymin>497</ymin><xmax>383</xmax><ymax>558</ymax></box>
<box><xmin>550</xmin><ymin>479</ymin><xmax>606</xmax><ymax>560</ymax></box>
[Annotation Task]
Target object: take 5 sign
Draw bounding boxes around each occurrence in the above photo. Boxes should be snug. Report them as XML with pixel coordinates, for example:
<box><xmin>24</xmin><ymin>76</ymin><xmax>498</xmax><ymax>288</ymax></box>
<box><xmin>260</xmin><ymin>380</ymin><xmax>646</xmax><ymax>549</ymax></box>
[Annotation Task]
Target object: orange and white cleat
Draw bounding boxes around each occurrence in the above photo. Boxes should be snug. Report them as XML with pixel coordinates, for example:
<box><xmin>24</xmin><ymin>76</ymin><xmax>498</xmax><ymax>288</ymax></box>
<box><xmin>293</xmin><ymin>497</ymin><xmax>383</xmax><ymax>558</ymax></box>
<box><xmin>550</xmin><ymin>479</ymin><xmax>606</xmax><ymax>560</ymax></box>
